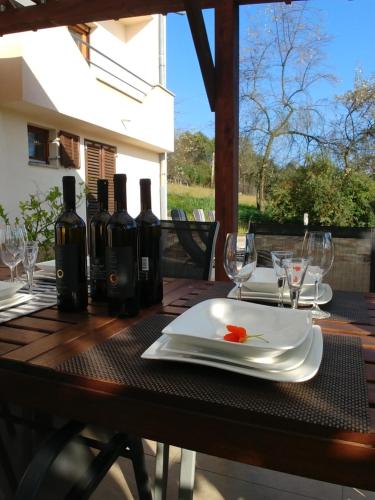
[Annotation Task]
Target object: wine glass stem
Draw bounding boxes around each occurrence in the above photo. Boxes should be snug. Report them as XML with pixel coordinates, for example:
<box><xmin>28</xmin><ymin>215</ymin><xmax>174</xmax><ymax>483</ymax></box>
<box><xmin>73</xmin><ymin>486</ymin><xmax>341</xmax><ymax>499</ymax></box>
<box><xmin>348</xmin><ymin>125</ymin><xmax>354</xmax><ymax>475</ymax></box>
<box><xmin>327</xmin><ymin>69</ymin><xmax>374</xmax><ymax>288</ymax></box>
<box><xmin>10</xmin><ymin>266</ymin><xmax>15</xmax><ymax>283</ymax></box>
<box><xmin>290</xmin><ymin>289</ymin><xmax>300</xmax><ymax>309</ymax></box>
<box><xmin>238</xmin><ymin>284</ymin><xmax>242</xmax><ymax>301</ymax></box>
<box><xmin>277</xmin><ymin>277</ymin><xmax>285</xmax><ymax>307</ymax></box>
<box><xmin>313</xmin><ymin>279</ymin><xmax>319</xmax><ymax>309</ymax></box>
<box><xmin>26</xmin><ymin>269</ymin><xmax>33</xmax><ymax>294</ymax></box>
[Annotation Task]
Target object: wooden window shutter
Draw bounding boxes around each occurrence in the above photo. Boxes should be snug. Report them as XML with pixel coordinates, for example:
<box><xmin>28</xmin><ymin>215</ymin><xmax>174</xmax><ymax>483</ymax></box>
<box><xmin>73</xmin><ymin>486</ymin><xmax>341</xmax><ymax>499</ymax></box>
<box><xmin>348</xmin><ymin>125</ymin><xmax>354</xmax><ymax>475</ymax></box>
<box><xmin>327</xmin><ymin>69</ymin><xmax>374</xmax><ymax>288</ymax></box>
<box><xmin>102</xmin><ymin>145</ymin><xmax>116</xmax><ymax>214</ymax></box>
<box><xmin>85</xmin><ymin>140</ymin><xmax>101</xmax><ymax>221</ymax></box>
<box><xmin>85</xmin><ymin>140</ymin><xmax>116</xmax><ymax>221</ymax></box>
<box><xmin>60</xmin><ymin>131</ymin><xmax>80</xmax><ymax>168</ymax></box>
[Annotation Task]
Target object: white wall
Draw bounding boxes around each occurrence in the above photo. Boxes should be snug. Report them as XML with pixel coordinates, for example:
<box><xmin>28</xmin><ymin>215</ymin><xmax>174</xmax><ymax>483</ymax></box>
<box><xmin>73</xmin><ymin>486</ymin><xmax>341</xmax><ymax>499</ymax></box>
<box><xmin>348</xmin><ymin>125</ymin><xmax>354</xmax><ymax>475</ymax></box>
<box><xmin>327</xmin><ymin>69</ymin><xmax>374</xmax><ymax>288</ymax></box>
<box><xmin>0</xmin><ymin>22</ymin><xmax>174</xmax><ymax>153</ymax></box>
<box><xmin>0</xmin><ymin>107</ymin><xmax>161</xmax><ymax>224</ymax></box>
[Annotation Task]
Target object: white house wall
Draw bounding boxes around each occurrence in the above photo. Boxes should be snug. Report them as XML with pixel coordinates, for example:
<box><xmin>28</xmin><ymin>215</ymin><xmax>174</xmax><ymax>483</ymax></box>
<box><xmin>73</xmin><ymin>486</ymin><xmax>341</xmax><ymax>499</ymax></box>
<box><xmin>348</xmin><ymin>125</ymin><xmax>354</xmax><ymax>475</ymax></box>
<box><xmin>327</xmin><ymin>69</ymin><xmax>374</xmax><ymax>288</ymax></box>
<box><xmin>0</xmin><ymin>20</ymin><xmax>174</xmax><ymax>153</ymax></box>
<box><xmin>0</xmin><ymin>107</ymin><xmax>161</xmax><ymax>223</ymax></box>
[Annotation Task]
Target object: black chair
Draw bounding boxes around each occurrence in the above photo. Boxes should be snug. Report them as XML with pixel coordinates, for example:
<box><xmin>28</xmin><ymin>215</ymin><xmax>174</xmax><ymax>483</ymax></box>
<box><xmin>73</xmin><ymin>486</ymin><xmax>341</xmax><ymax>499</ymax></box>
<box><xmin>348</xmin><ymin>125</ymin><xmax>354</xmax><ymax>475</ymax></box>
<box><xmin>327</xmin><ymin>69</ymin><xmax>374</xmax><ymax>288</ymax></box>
<box><xmin>160</xmin><ymin>220</ymin><xmax>219</xmax><ymax>281</ymax></box>
<box><xmin>155</xmin><ymin>220</ymin><xmax>219</xmax><ymax>500</ymax></box>
<box><xmin>14</xmin><ymin>421</ymin><xmax>152</xmax><ymax>500</ymax></box>
<box><xmin>170</xmin><ymin>208</ymin><xmax>188</xmax><ymax>221</ymax></box>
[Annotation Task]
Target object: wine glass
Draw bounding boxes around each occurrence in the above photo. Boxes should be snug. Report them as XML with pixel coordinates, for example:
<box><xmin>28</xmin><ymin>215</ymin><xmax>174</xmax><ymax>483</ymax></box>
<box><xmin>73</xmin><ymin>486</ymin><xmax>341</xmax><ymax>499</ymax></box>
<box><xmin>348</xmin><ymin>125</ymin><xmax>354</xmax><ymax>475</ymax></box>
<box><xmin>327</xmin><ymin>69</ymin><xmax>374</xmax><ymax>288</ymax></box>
<box><xmin>305</xmin><ymin>231</ymin><xmax>334</xmax><ymax>319</ymax></box>
<box><xmin>271</xmin><ymin>250</ymin><xmax>294</xmax><ymax>307</ymax></box>
<box><xmin>283</xmin><ymin>258</ymin><xmax>310</xmax><ymax>309</ymax></box>
<box><xmin>224</xmin><ymin>233</ymin><xmax>257</xmax><ymax>300</ymax></box>
<box><xmin>22</xmin><ymin>241</ymin><xmax>39</xmax><ymax>294</ymax></box>
<box><xmin>0</xmin><ymin>225</ymin><xmax>25</xmax><ymax>282</ymax></box>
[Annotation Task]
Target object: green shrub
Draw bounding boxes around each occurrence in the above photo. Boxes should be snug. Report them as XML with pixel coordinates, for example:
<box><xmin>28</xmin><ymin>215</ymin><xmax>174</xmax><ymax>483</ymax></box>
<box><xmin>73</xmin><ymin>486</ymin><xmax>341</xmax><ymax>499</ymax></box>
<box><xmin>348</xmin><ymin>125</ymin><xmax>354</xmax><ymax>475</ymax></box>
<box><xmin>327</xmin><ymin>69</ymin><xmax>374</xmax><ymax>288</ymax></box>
<box><xmin>267</xmin><ymin>155</ymin><xmax>375</xmax><ymax>227</ymax></box>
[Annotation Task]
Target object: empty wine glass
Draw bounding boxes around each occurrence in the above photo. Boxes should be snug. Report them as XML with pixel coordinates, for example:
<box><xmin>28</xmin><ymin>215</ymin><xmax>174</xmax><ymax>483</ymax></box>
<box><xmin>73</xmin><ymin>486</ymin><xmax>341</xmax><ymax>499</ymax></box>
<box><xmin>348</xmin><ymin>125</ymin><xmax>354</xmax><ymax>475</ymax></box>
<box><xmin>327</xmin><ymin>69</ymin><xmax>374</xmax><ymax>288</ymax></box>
<box><xmin>271</xmin><ymin>250</ymin><xmax>294</xmax><ymax>307</ymax></box>
<box><xmin>305</xmin><ymin>231</ymin><xmax>334</xmax><ymax>319</ymax></box>
<box><xmin>224</xmin><ymin>233</ymin><xmax>257</xmax><ymax>300</ymax></box>
<box><xmin>283</xmin><ymin>258</ymin><xmax>310</xmax><ymax>309</ymax></box>
<box><xmin>0</xmin><ymin>225</ymin><xmax>25</xmax><ymax>282</ymax></box>
<box><xmin>22</xmin><ymin>241</ymin><xmax>39</xmax><ymax>294</ymax></box>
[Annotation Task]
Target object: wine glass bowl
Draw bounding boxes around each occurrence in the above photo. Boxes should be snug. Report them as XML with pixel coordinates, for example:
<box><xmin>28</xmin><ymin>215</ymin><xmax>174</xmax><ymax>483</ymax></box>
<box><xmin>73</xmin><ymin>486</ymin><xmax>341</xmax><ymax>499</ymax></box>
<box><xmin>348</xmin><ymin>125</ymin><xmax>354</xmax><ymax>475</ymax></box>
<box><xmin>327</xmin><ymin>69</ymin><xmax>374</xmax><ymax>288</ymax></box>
<box><xmin>0</xmin><ymin>225</ymin><xmax>26</xmax><ymax>282</ymax></box>
<box><xmin>271</xmin><ymin>250</ymin><xmax>294</xmax><ymax>307</ymax></box>
<box><xmin>224</xmin><ymin>233</ymin><xmax>257</xmax><ymax>300</ymax></box>
<box><xmin>283</xmin><ymin>257</ymin><xmax>310</xmax><ymax>309</ymax></box>
<box><xmin>305</xmin><ymin>231</ymin><xmax>334</xmax><ymax>319</ymax></box>
<box><xmin>22</xmin><ymin>241</ymin><xmax>39</xmax><ymax>294</ymax></box>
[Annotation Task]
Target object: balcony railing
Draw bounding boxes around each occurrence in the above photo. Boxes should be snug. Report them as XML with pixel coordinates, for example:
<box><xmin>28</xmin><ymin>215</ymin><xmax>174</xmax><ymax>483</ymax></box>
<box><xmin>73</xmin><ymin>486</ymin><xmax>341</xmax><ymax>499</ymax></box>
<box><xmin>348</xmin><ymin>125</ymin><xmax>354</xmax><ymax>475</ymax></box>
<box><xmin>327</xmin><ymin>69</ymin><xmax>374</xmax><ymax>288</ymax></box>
<box><xmin>71</xmin><ymin>32</ymin><xmax>154</xmax><ymax>102</ymax></box>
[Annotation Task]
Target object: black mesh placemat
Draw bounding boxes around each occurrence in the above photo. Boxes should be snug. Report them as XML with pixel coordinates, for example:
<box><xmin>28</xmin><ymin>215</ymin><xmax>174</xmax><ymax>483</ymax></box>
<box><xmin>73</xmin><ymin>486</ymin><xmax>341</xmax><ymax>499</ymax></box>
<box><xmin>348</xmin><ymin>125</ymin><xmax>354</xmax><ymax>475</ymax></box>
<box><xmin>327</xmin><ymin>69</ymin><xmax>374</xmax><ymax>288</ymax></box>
<box><xmin>57</xmin><ymin>315</ymin><xmax>370</xmax><ymax>433</ymax></box>
<box><xmin>321</xmin><ymin>290</ymin><xmax>371</xmax><ymax>323</ymax></box>
<box><xmin>181</xmin><ymin>286</ymin><xmax>370</xmax><ymax>324</ymax></box>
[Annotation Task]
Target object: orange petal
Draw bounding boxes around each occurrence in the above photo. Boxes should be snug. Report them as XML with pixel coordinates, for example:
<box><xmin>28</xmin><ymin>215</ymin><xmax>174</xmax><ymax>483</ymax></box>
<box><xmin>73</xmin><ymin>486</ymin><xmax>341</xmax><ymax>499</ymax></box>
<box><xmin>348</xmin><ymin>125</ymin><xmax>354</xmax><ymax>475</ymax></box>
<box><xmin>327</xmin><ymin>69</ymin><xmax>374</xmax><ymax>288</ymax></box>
<box><xmin>224</xmin><ymin>332</ymin><xmax>240</xmax><ymax>342</ymax></box>
<box><xmin>226</xmin><ymin>324</ymin><xmax>247</xmax><ymax>338</ymax></box>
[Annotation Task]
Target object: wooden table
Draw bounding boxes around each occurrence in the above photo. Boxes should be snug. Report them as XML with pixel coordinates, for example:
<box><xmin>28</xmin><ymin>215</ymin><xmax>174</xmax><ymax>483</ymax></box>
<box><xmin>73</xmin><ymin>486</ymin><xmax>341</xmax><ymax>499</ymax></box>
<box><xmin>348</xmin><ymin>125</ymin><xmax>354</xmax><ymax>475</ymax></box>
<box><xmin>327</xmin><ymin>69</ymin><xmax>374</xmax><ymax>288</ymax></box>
<box><xmin>0</xmin><ymin>278</ymin><xmax>374</xmax><ymax>491</ymax></box>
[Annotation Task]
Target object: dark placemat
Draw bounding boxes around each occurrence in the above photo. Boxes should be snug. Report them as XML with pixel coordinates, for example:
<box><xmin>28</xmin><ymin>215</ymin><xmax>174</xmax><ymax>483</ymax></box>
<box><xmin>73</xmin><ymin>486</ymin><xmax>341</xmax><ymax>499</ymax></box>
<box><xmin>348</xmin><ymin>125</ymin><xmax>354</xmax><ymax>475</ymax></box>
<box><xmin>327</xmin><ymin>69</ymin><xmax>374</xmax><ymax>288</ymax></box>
<box><xmin>321</xmin><ymin>290</ymin><xmax>371</xmax><ymax>323</ymax></box>
<box><xmin>182</xmin><ymin>285</ymin><xmax>370</xmax><ymax>324</ymax></box>
<box><xmin>57</xmin><ymin>315</ymin><xmax>370</xmax><ymax>433</ymax></box>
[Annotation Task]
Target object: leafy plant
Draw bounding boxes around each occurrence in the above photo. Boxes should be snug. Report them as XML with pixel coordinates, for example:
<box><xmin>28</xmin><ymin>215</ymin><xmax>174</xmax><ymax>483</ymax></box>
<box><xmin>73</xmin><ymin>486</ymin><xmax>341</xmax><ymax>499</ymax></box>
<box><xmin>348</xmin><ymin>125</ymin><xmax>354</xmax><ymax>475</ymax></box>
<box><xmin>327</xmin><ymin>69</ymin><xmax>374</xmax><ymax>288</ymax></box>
<box><xmin>0</xmin><ymin>183</ymin><xmax>86</xmax><ymax>259</ymax></box>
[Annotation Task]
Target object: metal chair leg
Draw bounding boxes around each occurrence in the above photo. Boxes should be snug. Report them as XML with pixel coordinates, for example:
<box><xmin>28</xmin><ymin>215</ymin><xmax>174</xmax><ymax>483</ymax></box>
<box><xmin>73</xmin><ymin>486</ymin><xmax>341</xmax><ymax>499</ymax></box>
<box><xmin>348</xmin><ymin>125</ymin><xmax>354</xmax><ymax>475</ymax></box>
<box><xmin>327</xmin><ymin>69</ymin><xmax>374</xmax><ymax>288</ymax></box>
<box><xmin>127</xmin><ymin>435</ymin><xmax>153</xmax><ymax>500</ymax></box>
<box><xmin>0</xmin><ymin>431</ymin><xmax>17</xmax><ymax>493</ymax></box>
<box><xmin>154</xmin><ymin>442</ymin><xmax>169</xmax><ymax>500</ymax></box>
<box><xmin>14</xmin><ymin>421</ymin><xmax>85</xmax><ymax>500</ymax></box>
<box><xmin>179</xmin><ymin>449</ymin><xmax>196</xmax><ymax>500</ymax></box>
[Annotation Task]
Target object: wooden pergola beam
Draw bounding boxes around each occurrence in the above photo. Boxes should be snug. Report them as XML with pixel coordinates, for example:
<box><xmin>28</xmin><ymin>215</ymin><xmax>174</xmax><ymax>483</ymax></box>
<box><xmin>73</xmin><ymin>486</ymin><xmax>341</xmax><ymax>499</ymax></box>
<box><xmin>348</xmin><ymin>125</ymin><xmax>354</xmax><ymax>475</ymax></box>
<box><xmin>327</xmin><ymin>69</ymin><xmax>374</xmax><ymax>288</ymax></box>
<box><xmin>184</xmin><ymin>0</ymin><xmax>216</xmax><ymax>112</ymax></box>
<box><xmin>215</xmin><ymin>0</ymin><xmax>239</xmax><ymax>280</ymax></box>
<box><xmin>0</xmin><ymin>0</ymin><xmax>298</xmax><ymax>36</ymax></box>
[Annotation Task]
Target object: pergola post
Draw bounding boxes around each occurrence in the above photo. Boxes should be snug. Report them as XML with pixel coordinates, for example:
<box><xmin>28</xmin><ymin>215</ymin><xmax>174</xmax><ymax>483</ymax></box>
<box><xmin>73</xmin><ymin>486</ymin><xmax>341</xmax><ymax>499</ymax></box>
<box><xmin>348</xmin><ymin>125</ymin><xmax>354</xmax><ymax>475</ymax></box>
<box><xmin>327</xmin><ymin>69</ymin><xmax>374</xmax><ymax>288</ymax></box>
<box><xmin>214</xmin><ymin>0</ymin><xmax>239</xmax><ymax>280</ymax></box>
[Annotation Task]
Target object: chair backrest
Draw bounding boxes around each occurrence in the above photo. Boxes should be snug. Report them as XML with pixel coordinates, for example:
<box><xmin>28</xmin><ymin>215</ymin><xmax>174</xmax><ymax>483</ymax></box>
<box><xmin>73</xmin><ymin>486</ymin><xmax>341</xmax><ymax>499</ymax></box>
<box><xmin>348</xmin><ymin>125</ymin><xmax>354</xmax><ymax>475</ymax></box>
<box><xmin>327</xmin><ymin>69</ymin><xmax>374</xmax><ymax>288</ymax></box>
<box><xmin>171</xmin><ymin>208</ymin><xmax>188</xmax><ymax>221</ymax></box>
<box><xmin>207</xmin><ymin>210</ymin><xmax>216</xmax><ymax>222</ymax></box>
<box><xmin>193</xmin><ymin>209</ymin><xmax>206</xmax><ymax>222</ymax></box>
<box><xmin>160</xmin><ymin>220</ymin><xmax>219</xmax><ymax>280</ymax></box>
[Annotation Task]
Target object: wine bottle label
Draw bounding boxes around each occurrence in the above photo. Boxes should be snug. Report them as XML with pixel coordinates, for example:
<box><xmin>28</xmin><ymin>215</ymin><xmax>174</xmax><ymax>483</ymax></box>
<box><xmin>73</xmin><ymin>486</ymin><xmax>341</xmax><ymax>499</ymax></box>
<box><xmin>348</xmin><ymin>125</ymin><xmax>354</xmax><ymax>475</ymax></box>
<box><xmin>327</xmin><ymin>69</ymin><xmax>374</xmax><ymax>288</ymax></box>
<box><xmin>55</xmin><ymin>244</ymin><xmax>85</xmax><ymax>291</ymax></box>
<box><xmin>90</xmin><ymin>261</ymin><xmax>106</xmax><ymax>280</ymax></box>
<box><xmin>106</xmin><ymin>247</ymin><xmax>135</xmax><ymax>298</ymax></box>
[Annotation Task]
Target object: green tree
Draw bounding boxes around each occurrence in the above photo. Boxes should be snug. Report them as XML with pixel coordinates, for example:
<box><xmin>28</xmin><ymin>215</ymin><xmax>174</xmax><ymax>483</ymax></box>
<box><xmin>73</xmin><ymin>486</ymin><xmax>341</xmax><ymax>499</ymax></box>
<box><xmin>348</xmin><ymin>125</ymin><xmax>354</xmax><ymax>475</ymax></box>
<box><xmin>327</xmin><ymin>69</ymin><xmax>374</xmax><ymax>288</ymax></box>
<box><xmin>168</xmin><ymin>131</ymin><xmax>214</xmax><ymax>186</ymax></box>
<box><xmin>268</xmin><ymin>155</ymin><xmax>375</xmax><ymax>226</ymax></box>
<box><xmin>240</xmin><ymin>4</ymin><xmax>335</xmax><ymax>211</ymax></box>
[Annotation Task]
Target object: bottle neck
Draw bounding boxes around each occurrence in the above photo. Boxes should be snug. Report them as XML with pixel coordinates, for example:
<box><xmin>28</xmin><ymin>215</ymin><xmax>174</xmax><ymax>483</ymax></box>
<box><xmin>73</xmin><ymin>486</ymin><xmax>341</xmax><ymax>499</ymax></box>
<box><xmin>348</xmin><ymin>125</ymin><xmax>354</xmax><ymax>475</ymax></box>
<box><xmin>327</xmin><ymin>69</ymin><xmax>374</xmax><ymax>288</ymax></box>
<box><xmin>140</xmin><ymin>180</ymin><xmax>152</xmax><ymax>212</ymax></box>
<box><xmin>97</xmin><ymin>180</ymin><xmax>109</xmax><ymax>212</ymax></box>
<box><xmin>63</xmin><ymin>177</ymin><xmax>76</xmax><ymax>211</ymax></box>
<box><xmin>114</xmin><ymin>175</ymin><xmax>127</xmax><ymax>212</ymax></box>
<box><xmin>99</xmin><ymin>199</ymin><xmax>108</xmax><ymax>211</ymax></box>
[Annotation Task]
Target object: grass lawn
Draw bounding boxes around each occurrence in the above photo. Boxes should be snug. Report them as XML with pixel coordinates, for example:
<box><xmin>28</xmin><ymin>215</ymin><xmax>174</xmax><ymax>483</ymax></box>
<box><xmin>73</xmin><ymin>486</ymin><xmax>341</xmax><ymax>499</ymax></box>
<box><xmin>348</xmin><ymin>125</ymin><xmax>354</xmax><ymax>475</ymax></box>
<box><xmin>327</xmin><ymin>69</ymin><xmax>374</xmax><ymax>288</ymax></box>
<box><xmin>167</xmin><ymin>183</ymin><xmax>269</xmax><ymax>228</ymax></box>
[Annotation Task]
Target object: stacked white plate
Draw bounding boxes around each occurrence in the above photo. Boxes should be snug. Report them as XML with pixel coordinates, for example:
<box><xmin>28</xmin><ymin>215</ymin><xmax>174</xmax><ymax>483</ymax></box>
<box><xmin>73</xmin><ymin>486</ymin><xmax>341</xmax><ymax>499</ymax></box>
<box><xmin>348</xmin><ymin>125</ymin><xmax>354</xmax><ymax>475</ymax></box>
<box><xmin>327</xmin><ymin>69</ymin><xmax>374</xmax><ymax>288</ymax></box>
<box><xmin>227</xmin><ymin>267</ymin><xmax>333</xmax><ymax>306</ymax></box>
<box><xmin>142</xmin><ymin>298</ymin><xmax>323</xmax><ymax>382</ymax></box>
<box><xmin>0</xmin><ymin>281</ymin><xmax>32</xmax><ymax>311</ymax></box>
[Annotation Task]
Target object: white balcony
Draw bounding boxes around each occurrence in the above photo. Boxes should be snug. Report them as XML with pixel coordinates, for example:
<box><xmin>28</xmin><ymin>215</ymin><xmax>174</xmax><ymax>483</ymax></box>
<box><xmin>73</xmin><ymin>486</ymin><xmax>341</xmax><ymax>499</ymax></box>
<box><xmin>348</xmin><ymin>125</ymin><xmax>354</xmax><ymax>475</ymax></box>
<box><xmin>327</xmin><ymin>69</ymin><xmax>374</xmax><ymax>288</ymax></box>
<box><xmin>0</xmin><ymin>25</ymin><xmax>174</xmax><ymax>153</ymax></box>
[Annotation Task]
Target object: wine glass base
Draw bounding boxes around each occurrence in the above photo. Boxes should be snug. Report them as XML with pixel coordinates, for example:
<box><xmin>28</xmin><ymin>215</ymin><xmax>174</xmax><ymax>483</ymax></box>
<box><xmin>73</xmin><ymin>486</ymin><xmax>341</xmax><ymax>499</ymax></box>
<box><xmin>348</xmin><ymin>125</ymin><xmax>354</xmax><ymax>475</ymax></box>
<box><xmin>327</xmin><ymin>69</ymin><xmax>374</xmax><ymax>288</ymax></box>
<box><xmin>311</xmin><ymin>308</ymin><xmax>330</xmax><ymax>319</ymax></box>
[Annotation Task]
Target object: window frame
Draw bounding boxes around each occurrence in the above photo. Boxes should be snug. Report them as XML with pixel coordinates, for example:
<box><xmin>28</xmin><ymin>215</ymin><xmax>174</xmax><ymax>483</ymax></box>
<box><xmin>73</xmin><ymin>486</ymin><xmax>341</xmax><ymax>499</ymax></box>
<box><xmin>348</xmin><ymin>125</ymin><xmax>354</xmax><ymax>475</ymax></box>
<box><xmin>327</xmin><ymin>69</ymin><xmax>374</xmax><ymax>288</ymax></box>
<box><xmin>27</xmin><ymin>125</ymin><xmax>50</xmax><ymax>165</ymax></box>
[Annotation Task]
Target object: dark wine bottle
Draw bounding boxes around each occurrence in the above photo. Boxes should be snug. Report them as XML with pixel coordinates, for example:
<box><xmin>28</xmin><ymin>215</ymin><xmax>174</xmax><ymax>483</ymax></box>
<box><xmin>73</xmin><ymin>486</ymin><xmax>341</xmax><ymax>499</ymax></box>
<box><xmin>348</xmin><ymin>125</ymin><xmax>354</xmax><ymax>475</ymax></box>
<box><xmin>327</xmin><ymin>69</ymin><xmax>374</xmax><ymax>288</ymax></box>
<box><xmin>136</xmin><ymin>179</ymin><xmax>163</xmax><ymax>307</ymax></box>
<box><xmin>106</xmin><ymin>174</ymin><xmax>139</xmax><ymax>317</ymax></box>
<box><xmin>55</xmin><ymin>176</ymin><xmax>88</xmax><ymax>312</ymax></box>
<box><xmin>89</xmin><ymin>179</ymin><xmax>111</xmax><ymax>301</ymax></box>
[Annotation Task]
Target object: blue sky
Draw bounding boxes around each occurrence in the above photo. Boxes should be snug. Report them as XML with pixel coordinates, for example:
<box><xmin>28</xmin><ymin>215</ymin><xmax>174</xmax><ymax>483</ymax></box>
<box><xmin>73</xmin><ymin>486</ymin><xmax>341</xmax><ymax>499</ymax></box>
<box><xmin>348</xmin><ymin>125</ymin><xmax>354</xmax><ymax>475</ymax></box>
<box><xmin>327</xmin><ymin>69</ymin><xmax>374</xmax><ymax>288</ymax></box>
<box><xmin>166</xmin><ymin>0</ymin><xmax>375</xmax><ymax>137</ymax></box>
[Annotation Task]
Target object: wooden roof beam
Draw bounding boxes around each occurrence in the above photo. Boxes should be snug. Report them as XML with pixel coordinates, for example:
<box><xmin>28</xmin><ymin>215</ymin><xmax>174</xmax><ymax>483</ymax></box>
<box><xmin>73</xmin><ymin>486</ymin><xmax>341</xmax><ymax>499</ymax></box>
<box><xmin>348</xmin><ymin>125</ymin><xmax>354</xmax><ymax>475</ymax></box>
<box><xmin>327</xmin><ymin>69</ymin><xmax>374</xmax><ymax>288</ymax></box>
<box><xmin>184</xmin><ymin>0</ymin><xmax>216</xmax><ymax>111</ymax></box>
<box><xmin>0</xmin><ymin>0</ymin><xmax>302</xmax><ymax>36</ymax></box>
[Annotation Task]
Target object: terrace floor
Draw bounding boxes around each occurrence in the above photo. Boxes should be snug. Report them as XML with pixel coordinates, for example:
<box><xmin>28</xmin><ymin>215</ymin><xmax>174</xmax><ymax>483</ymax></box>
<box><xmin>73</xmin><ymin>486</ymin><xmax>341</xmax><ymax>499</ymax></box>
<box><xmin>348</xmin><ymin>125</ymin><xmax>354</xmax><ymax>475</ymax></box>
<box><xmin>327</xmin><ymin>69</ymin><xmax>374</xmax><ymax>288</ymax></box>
<box><xmin>90</xmin><ymin>440</ymin><xmax>375</xmax><ymax>500</ymax></box>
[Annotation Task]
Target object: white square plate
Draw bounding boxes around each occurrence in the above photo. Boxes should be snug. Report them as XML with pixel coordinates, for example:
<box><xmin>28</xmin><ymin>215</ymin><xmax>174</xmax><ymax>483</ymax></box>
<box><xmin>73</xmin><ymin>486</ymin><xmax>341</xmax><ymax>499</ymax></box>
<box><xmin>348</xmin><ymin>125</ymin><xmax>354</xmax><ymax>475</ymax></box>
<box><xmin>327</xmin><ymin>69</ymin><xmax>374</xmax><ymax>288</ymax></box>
<box><xmin>161</xmin><ymin>326</ymin><xmax>314</xmax><ymax>372</ymax></box>
<box><xmin>0</xmin><ymin>281</ymin><xmax>24</xmax><ymax>301</ymax></box>
<box><xmin>142</xmin><ymin>326</ymin><xmax>323</xmax><ymax>383</ymax></box>
<box><xmin>244</xmin><ymin>267</ymin><xmax>315</xmax><ymax>294</ymax></box>
<box><xmin>227</xmin><ymin>283</ymin><xmax>333</xmax><ymax>306</ymax></box>
<box><xmin>36</xmin><ymin>260</ymin><xmax>55</xmax><ymax>273</ymax></box>
<box><xmin>162</xmin><ymin>298</ymin><xmax>312</xmax><ymax>358</ymax></box>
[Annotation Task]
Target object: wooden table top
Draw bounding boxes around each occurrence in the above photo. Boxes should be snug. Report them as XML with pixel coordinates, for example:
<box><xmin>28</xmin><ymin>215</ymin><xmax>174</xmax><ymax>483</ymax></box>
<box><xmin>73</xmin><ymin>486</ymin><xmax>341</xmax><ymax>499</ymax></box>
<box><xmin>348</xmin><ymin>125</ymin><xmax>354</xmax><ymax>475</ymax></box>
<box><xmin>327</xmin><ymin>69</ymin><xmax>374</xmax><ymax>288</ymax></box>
<box><xmin>0</xmin><ymin>278</ymin><xmax>374</xmax><ymax>491</ymax></box>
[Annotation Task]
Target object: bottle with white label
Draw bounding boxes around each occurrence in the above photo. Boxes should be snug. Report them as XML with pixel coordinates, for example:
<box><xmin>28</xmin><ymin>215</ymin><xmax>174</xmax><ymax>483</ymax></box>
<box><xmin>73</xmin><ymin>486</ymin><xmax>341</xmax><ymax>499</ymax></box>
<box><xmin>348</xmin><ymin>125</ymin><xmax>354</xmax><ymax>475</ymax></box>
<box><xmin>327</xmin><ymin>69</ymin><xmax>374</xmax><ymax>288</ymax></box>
<box><xmin>106</xmin><ymin>174</ymin><xmax>139</xmax><ymax>317</ymax></box>
<box><xmin>136</xmin><ymin>178</ymin><xmax>163</xmax><ymax>307</ymax></box>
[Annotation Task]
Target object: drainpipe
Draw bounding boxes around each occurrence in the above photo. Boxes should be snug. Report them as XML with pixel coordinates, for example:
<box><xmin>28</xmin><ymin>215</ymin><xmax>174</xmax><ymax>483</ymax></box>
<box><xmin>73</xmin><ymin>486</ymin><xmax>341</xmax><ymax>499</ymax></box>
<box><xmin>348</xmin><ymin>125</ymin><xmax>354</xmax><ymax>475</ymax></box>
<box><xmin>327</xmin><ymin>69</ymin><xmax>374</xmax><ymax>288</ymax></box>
<box><xmin>158</xmin><ymin>14</ymin><xmax>168</xmax><ymax>219</ymax></box>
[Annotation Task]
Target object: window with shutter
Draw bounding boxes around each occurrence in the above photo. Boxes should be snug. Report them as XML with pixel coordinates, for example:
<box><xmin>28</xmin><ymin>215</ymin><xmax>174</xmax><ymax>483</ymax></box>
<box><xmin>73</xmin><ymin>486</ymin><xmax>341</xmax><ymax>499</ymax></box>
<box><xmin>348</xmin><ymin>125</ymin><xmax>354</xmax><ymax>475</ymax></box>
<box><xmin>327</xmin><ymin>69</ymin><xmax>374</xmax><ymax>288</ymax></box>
<box><xmin>59</xmin><ymin>131</ymin><xmax>80</xmax><ymax>168</ymax></box>
<box><xmin>85</xmin><ymin>140</ymin><xmax>116</xmax><ymax>221</ymax></box>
